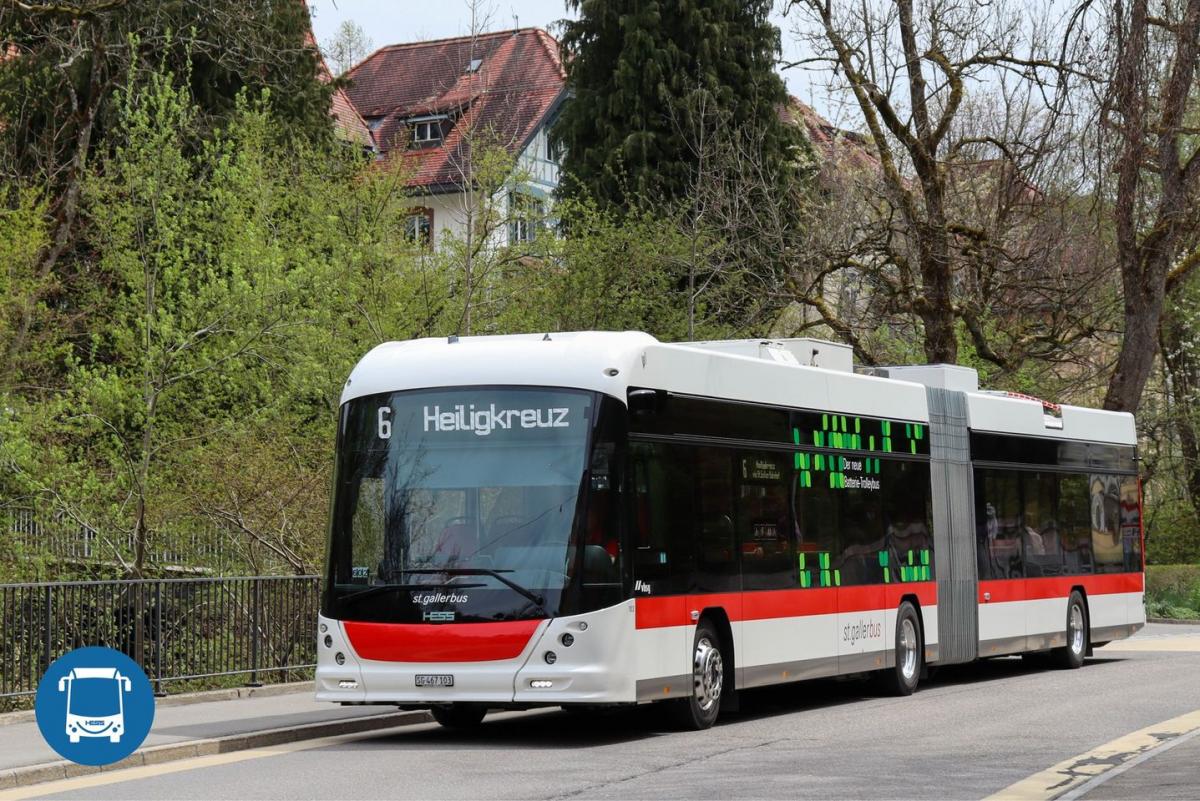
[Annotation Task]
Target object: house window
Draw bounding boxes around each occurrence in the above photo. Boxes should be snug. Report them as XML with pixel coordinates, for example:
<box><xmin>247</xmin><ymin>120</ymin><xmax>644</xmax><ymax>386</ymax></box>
<box><xmin>413</xmin><ymin>121</ymin><xmax>442</xmax><ymax>145</ymax></box>
<box><xmin>508</xmin><ymin>192</ymin><xmax>545</xmax><ymax>244</ymax></box>
<box><xmin>405</xmin><ymin>207</ymin><xmax>433</xmax><ymax>246</ymax></box>
<box><xmin>546</xmin><ymin>130</ymin><xmax>562</xmax><ymax>164</ymax></box>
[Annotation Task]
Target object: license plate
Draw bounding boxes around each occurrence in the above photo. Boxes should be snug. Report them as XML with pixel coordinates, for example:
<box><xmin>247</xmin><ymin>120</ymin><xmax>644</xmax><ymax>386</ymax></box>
<box><xmin>414</xmin><ymin>674</ymin><xmax>454</xmax><ymax>687</ymax></box>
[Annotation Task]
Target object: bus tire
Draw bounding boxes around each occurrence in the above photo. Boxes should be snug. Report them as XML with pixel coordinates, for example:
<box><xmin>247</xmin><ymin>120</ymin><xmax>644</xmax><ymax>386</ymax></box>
<box><xmin>881</xmin><ymin>601</ymin><xmax>922</xmax><ymax>696</ymax></box>
<box><xmin>1052</xmin><ymin>592</ymin><xmax>1088</xmax><ymax>670</ymax></box>
<box><xmin>673</xmin><ymin>620</ymin><xmax>724</xmax><ymax>730</ymax></box>
<box><xmin>430</xmin><ymin>703</ymin><xmax>487</xmax><ymax>729</ymax></box>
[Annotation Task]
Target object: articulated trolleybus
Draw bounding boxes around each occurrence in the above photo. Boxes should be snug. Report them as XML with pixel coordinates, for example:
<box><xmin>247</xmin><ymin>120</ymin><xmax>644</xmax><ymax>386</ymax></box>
<box><xmin>317</xmin><ymin>332</ymin><xmax>1144</xmax><ymax>729</ymax></box>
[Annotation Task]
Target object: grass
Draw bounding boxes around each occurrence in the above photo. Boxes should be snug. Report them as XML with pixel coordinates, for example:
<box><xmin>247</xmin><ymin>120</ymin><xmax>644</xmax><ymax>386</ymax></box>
<box><xmin>1145</xmin><ymin>564</ymin><xmax>1200</xmax><ymax>620</ymax></box>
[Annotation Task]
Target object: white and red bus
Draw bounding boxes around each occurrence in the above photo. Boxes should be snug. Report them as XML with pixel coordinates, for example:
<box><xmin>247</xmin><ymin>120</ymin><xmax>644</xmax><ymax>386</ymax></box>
<box><xmin>316</xmin><ymin>332</ymin><xmax>1144</xmax><ymax>729</ymax></box>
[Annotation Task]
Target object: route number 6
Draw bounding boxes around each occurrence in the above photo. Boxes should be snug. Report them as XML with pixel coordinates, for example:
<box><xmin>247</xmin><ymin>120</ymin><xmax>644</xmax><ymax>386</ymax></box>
<box><xmin>377</xmin><ymin>407</ymin><xmax>392</xmax><ymax>440</ymax></box>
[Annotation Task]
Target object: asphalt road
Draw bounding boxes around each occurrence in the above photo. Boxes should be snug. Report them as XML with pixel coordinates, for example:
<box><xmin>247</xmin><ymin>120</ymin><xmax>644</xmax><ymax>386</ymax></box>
<box><xmin>26</xmin><ymin>624</ymin><xmax>1200</xmax><ymax>801</ymax></box>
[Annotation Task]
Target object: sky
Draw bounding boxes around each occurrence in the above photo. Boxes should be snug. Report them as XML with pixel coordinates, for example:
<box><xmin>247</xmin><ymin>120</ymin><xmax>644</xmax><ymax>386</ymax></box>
<box><xmin>307</xmin><ymin>1</ymin><xmax>844</xmax><ymax>121</ymax></box>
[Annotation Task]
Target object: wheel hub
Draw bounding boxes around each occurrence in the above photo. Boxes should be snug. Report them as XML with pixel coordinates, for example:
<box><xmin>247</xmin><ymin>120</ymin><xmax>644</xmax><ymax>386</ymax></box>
<box><xmin>900</xmin><ymin>618</ymin><xmax>918</xmax><ymax>681</ymax></box>
<box><xmin>692</xmin><ymin>636</ymin><xmax>723</xmax><ymax>712</ymax></box>
<box><xmin>1069</xmin><ymin>604</ymin><xmax>1085</xmax><ymax>655</ymax></box>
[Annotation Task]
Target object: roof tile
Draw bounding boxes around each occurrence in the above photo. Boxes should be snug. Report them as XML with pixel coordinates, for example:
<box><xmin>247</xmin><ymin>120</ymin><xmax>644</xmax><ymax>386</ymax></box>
<box><xmin>343</xmin><ymin>28</ymin><xmax>566</xmax><ymax>188</ymax></box>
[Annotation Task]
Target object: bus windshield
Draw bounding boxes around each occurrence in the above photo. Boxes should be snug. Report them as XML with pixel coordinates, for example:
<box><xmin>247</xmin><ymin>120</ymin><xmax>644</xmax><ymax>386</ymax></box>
<box><xmin>324</xmin><ymin>387</ymin><xmax>599</xmax><ymax>623</ymax></box>
<box><xmin>69</xmin><ymin>677</ymin><xmax>121</xmax><ymax>718</ymax></box>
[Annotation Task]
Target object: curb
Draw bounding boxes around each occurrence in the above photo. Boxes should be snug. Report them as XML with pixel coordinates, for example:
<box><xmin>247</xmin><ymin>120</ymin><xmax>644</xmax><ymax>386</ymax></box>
<box><xmin>1148</xmin><ymin>617</ymin><xmax>1200</xmax><ymax>625</ymax></box>
<box><xmin>0</xmin><ymin>681</ymin><xmax>316</xmax><ymax>727</ymax></box>
<box><xmin>0</xmin><ymin>708</ymin><xmax>429</xmax><ymax>791</ymax></box>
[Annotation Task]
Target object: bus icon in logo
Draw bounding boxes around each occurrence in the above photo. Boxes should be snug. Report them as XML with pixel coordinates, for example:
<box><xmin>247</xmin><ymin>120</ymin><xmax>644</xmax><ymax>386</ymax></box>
<box><xmin>35</xmin><ymin>646</ymin><xmax>155</xmax><ymax>766</ymax></box>
<box><xmin>58</xmin><ymin>667</ymin><xmax>132</xmax><ymax>743</ymax></box>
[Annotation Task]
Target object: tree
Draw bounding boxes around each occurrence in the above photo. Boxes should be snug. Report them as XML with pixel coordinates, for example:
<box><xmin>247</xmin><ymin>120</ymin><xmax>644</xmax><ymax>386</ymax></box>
<box><xmin>786</xmin><ymin>0</ymin><xmax>1103</xmax><ymax>367</ymax></box>
<box><xmin>322</xmin><ymin>19</ymin><xmax>373</xmax><ymax>76</ymax></box>
<box><xmin>1093</xmin><ymin>0</ymin><xmax>1200</xmax><ymax>412</ymax></box>
<box><xmin>555</xmin><ymin>0</ymin><xmax>801</xmax><ymax>212</ymax></box>
<box><xmin>0</xmin><ymin>1</ymin><xmax>334</xmax><ymax>386</ymax></box>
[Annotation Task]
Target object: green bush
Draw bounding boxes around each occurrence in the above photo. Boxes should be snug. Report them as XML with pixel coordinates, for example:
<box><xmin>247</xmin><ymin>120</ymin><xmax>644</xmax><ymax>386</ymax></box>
<box><xmin>1145</xmin><ymin>564</ymin><xmax>1200</xmax><ymax>619</ymax></box>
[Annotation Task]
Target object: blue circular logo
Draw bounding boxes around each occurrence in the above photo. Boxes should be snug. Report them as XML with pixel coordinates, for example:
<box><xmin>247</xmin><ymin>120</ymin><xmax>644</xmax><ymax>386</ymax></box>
<box><xmin>35</xmin><ymin>646</ymin><xmax>156</xmax><ymax>766</ymax></box>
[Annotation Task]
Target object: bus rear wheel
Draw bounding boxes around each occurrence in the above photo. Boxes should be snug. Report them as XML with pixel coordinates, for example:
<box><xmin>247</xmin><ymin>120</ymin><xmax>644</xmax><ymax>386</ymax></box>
<box><xmin>430</xmin><ymin>703</ymin><xmax>487</xmax><ymax>729</ymax></box>
<box><xmin>672</xmin><ymin>621</ymin><xmax>724</xmax><ymax>730</ymax></box>
<box><xmin>880</xmin><ymin>601</ymin><xmax>922</xmax><ymax>696</ymax></box>
<box><xmin>1052</xmin><ymin>592</ymin><xmax>1088</xmax><ymax>670</ymax></box>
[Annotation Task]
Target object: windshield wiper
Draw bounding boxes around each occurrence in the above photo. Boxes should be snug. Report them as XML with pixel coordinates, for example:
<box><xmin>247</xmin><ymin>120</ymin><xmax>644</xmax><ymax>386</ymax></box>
<box><xmin>399</xmin><ymin>568</ymin><xmax>546</xmax><ymax>608</ymax></box>
<box><xmin>339</xmin><ymin>582</ymin><xmax>486</xmax><ymax>605</ymax></box>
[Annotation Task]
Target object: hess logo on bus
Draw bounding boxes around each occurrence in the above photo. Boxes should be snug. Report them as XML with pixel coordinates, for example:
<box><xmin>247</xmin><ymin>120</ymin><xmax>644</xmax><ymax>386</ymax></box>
<box><xmin>374</xmin><ymin>405</ymin><xmax>570</xmax><ymax>439</ymax></box>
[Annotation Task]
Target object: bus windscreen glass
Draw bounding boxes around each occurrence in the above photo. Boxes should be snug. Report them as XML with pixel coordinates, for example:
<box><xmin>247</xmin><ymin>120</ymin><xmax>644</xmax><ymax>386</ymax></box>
<box><xmin>69</xmin><ymin>678</ymin><xmax>121</xmax><ymax>717</ymax></box>
<box><xmin>325</xmin><ymin>388</ymin><xmax>595</xmax><ymax>623</ymax></box>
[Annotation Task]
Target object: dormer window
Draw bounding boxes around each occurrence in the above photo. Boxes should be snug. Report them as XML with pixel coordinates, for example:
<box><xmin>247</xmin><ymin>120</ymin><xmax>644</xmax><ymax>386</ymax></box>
<box><xmin>407</xmin><ymin>115</ymin><xmax>450</xmax><ymax>147</ymax></box>
<box><xmin>465</xmin><ymin>58</ymin><xmax>482</xmax><ymax>74</ymax></box>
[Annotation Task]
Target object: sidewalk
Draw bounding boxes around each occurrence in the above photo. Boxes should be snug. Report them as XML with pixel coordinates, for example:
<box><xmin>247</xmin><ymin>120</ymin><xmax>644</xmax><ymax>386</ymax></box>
<box><xmin>0</xmin><ymin>683</ymin><xmax>426</xmax><ymax>788</ymax></box>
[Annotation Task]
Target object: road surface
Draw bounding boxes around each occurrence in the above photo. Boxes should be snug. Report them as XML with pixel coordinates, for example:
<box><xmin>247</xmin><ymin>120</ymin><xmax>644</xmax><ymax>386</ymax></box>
<box><xmin>14</xmin><ymin>623</ymin><xmax>1200</xmax><ymax>801</ymax></box>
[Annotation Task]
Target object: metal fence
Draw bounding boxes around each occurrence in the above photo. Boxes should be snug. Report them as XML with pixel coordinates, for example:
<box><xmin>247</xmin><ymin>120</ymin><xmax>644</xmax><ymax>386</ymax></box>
<box><xmin>4</xmin><ymin>504</ymin><xmax>288</xmax><ymax>574</ymax></box>
<box><xmin>0</xmin><ymin>576</ymin><xmax>321</xmax><ymax>699</ymax></box>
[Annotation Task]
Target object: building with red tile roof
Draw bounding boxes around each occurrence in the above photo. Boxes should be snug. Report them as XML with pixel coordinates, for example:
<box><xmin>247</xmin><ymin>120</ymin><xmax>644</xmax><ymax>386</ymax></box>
<box><xmin>339</xmin><ymin>28</ymin><xmax>567</xmax><ymax>245</ymax></box>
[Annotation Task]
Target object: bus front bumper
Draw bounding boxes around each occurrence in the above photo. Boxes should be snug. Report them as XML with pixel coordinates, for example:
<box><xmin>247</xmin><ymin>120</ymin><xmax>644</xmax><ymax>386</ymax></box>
<box><xmin>315</xmin><ymin>600</ymin><xmax>638</xmax><ymax>706</ymax></box>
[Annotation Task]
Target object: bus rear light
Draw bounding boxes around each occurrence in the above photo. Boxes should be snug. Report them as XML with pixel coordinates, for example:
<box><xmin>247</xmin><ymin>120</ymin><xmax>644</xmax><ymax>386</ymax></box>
<box><xmin>338</xmin><ymin>680</ymin><xmax>358</xmax><ymax>689</ymax></box>
<box><xmin>334</xmin><ymin>652</ymin><xmax>346</xmax><ymax>665</ymax></box>
<box><xmin>560</xmin><ymin>633</ymin><xmax>574</xmax><ymax>647</ymax></box>
<box><xmin>529</xmin><ymin>680</ymin><xmax>553</xmax><ymax>689</ymax></box>
<box><xmin>324</xmin><ymin>635</ymin><xmax>333</xmax><ymax>648</ymax></box>
<box><xmin>544</xmin><ymin>651</ymin><xmax>557</xmax><ymax>664</ymax></box>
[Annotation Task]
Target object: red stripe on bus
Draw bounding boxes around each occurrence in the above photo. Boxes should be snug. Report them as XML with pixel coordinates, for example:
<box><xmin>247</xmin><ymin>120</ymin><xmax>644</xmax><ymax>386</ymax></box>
<box><xmin>635</xmin><ymin>583</ymin><xmax>938</xmax><ymax>629</ymax></box>
<box><xmin>978</xmin><ymin>572</ymin><xmax>1142</xmax><ymax>604</ymax></box>
<box><xmin>343</xmin><ymin>620</ymin><xmax>541</xmax><ymax>662</ymax></box>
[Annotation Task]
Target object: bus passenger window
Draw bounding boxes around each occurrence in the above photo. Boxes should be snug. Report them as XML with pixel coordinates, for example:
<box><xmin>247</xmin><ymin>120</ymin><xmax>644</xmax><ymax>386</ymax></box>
<box><xmin>1021</xmin><ymin>472</ymin><xmax>1064</xmax><ymax>577</ymax></box>
<box><xmin>975</xmin><ymin>469</ymin><xmax>1023</xmax><ymax>580</ymax></box>
<box><xmin>629</xmin><ymin>443</ymin><xmax>692</xmax><ymax>594</ymax></box>
<box><xmin>694</xmin><ymin>447</ymin><xmax>737</xmax><ymax>593</ymax></box>
<box><xmin>1058</xmin><ymin>474</ymin><xmax>1094</xmax><ymax>574</ymax></box>
<box><xmin>794</xmin><ymin>463</ymin><xmax>839</xmax><ymax>587</ymax></box>
<box><xmin>737</xmin><ymin>451</ymin><xmax>794</xmax><ymax>590</ymax></box>
<box><xmin>1090</xmin><ymin>474</ymin><xmax>1125</xmax><ymax>574</ymax></box>
<box><xmin>1117</xmin><ymin>475</ymin><xmax>1142</xmax><ymax>572</ymax></box>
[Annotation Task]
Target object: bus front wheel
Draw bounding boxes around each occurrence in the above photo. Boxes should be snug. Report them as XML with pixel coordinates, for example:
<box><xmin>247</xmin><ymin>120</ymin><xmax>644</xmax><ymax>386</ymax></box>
<box><xmin>673</xmin><ymin>620</ymin><xmax>725</xmax><ymax>730</ymax></box>
<box><xmin>430</xmin><ymin>703</ymin><xmax>487</xmax><ymax>730</ymax></box>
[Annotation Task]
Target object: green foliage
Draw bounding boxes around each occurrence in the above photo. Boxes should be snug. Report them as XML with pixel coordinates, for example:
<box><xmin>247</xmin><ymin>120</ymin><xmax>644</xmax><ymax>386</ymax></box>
<box><xmin>0</xmin><ymin>1</ymin><xmax>333</xmax><ymax>179</ymax></box>
<box><xmin>497</xmin><ymin>198</ymin><xmax>717</xmax><ymax>339</ymax></box>
<box><xmin>1144</xmin><ymin>565</ymin><xmax>1200</xmax><ymax>619</ymax></box>
<box><xmin>1146</xmin><ymin>500</ymin><xmax>1200</xmax><ymax>565</ymax></box>
<box><xmin>555</xmin><ymin>0</ymin><xmax>801</xmax><ymax>211</ymax></box>
<box><xmin>0</xmin><ymin>57</ymin><xmax>433</xmax><ymax>576</ymax></box>
<box><xmin>1</xmin><ymin>55</ymin><xmax>714</xmax><ymax>578</ymax></box>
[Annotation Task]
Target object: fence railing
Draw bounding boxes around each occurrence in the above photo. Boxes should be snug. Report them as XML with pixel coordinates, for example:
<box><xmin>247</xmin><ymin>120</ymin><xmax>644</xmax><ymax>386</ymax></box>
<box><xmin>4</xmin><ymin>504</ymin><xmax>289</xmax><ymax>574</ymax></box>
<box><xmin>0</xmin><ymin>576</ymin><xmax>321</xmax><ymax>699</ymax></box>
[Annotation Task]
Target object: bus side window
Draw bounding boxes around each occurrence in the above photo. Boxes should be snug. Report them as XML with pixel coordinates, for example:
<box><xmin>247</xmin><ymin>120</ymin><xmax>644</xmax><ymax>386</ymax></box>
<box><xmin>737</xmin><ymin>450</ymin><xmax>794</xmax><ymax>591</ymax></box>
<box><xmin>694</xmin><ymin>447</ymin><xmax>737</xmax><ymax>593</ymax></box>
<box><xmin>1020</xmin><ymin>472</ymin><xmax>1064</xmax><ymax>577</ymax></box>
<box><xmin>975</xmin><ymin>469</ymin><xmax>1023</xmax><ymax>580</ymax></box>
<box><xmin>1058</xmin><ymin>473</ymin><xmax>1094</xmax><ymax>574</ymax></box>
<box><xmin>629</xmin><ymin>443</ymin><xmax>691</xmax><ymax>594</ymax></box>
<box><xmin>1116</xmin><ymin>475</ymin><xmax>1142</xmax><ymax>572</ymax></box>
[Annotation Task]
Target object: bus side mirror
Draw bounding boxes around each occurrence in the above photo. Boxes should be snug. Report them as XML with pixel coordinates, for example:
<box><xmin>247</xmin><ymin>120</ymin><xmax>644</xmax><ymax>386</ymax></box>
<box><xmin>57</xmin><ymin>677</ymin><xmax>66</xmax><ymax>692</ymax></box>
<box><xmin>627</xmin><ymin>389</ymin><xmax>663</xmax><ymax>416</ymax></box>
<box><xmin>122</xmin><ymin>677</ymin><xmax>132</xmax><ymax>692</ymax></box>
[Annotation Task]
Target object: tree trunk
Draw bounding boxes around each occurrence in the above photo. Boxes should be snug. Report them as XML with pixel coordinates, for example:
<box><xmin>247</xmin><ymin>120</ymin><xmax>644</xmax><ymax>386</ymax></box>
<box><xmin>917</xmin><ymin>208</ymin><xmax>957</xmax><ymax>364</ymax></box>
<box><xmin>1160</xmin><ymin>302</ymin><xmax>1200</xmax><ymax>516</ymax></box>
<box><xmin>1104</xmin><ymin>257</ymin><xmax>1165</xmax><ymax>412</ymax></box>
<box><xmin>3</xmin><ymin>34</ymin><xmax>103</xmax><ymax>381</ymax></box>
